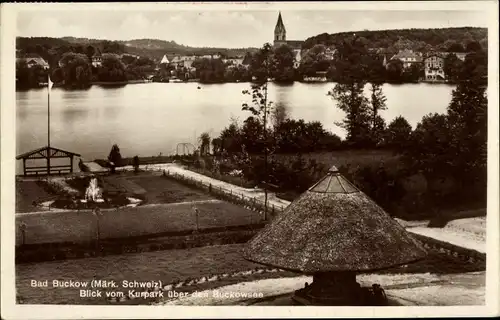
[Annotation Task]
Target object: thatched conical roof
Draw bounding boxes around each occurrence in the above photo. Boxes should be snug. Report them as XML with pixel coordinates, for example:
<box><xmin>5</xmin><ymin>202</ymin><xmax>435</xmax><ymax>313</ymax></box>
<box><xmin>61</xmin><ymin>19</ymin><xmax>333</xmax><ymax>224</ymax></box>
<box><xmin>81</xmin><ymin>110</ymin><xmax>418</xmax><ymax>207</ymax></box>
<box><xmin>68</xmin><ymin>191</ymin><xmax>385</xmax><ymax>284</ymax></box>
<box><xmin>244</xmin><ymin>166</ymin><xmax>427</xmax><ymax>273</ymax></box>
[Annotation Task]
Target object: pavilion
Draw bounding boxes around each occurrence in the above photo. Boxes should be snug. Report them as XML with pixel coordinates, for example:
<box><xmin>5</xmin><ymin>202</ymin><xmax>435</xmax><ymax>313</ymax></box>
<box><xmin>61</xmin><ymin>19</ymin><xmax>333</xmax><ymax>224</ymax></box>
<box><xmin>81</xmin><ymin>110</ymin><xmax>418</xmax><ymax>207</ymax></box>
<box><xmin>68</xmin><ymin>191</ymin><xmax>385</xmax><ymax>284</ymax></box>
<box><xmin>244</xmin><ymin>165</ymin><xmax>427</xmax><ymax>305</ymax></box>
<box><xmin>16</xmin><ymin>146</ymin><xmax>81</xmax><ymax>176</ymax></box>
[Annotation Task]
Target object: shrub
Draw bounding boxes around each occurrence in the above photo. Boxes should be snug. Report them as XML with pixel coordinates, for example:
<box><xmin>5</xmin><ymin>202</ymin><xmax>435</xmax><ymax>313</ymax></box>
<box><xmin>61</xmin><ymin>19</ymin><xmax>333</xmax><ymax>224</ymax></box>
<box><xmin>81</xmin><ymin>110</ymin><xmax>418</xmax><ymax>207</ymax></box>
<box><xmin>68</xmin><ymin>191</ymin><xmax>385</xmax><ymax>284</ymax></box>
<box><xmin>133</xmin><ymin>155</ymin><xmax>140</xmax><ymax>173</ymax></box>
<box><xmin>349</xmin><ymin>165</ymin><xmax>407</xmax><ymax>215</ymax></box>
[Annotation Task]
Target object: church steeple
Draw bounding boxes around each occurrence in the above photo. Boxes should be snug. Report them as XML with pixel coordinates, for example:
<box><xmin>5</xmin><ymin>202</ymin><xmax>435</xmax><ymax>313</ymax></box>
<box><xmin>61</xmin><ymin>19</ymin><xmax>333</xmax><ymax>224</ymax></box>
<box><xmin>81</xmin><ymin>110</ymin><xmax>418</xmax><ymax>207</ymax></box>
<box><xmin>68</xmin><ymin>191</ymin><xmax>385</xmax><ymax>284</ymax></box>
<box><xmin>274</xmin><ymin>11</ymin><xmax>286</xmax><ymax>42</ymax></box>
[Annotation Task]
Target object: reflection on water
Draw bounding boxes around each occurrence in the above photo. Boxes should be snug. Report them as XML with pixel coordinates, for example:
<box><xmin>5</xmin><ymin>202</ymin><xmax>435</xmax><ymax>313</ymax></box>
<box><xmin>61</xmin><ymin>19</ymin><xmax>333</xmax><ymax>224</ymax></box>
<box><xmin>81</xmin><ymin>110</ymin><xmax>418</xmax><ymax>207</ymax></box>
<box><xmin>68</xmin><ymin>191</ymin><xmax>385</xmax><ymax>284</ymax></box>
<box><xmin>16</xmin><ymin>82</ymin><xmax>454</xmax><ymax>169</ymax></box>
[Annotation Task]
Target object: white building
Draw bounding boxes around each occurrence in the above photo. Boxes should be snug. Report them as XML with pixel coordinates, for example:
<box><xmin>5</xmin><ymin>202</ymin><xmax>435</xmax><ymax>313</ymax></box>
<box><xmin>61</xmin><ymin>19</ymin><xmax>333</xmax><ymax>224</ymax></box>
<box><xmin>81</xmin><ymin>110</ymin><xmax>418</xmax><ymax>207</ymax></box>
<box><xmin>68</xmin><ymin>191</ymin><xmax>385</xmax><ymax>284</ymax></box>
<box><xmin>390</xmin><ymin>49</ymin><xmax>423</xmax><ymax>69</ymax></box>
<box><xmin>424</xmin><ymin>53</ymin><xmax>445</xmax><ymax>81</ymax></box>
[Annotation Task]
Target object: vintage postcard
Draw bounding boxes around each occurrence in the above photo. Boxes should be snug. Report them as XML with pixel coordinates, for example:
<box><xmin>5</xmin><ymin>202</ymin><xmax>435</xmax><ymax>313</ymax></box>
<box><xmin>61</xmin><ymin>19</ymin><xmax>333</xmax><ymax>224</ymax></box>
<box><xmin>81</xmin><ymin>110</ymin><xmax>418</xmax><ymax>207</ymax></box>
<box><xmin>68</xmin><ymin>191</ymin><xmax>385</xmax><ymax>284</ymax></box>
<box><xmin>1</xmin><ymin>1</ymin><xmax>499</xmax><ymax>319</ymax></box>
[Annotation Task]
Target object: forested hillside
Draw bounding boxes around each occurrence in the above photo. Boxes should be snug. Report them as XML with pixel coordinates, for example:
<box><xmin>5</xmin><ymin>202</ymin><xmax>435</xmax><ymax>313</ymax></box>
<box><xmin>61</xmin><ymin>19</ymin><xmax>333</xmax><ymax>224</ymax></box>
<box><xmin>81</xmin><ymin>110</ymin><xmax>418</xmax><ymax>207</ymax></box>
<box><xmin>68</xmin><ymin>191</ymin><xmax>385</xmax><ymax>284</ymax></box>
<box><xmin>303</xmin><ymin>27</ymin><xmax>487</xmax><ymax>53</ymax></box>
<box><xmin>17</xmin><ymin>37</ymin><xmax>258</xmax><ymax>61</ymax></box>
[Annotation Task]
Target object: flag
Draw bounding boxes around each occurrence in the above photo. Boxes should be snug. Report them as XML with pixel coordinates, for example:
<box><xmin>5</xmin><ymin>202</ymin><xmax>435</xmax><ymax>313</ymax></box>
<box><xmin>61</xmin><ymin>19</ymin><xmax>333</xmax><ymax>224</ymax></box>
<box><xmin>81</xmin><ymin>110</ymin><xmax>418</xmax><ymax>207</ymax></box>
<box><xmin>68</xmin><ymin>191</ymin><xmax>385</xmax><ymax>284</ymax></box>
<box><xmin>48</xmin><ymin>75</ymin><xmax>53</xmax><ymax>91</ymax></box>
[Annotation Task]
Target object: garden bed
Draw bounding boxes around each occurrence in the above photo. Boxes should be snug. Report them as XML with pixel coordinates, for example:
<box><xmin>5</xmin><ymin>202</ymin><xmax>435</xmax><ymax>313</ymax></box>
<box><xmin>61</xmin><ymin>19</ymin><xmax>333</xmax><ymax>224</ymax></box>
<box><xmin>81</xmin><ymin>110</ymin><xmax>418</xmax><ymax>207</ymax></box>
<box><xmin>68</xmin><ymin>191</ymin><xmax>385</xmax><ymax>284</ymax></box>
<box><xmin>34</xmin><ymin>175</ymin><xmax>144</xmax><ymax>210</ymax></box>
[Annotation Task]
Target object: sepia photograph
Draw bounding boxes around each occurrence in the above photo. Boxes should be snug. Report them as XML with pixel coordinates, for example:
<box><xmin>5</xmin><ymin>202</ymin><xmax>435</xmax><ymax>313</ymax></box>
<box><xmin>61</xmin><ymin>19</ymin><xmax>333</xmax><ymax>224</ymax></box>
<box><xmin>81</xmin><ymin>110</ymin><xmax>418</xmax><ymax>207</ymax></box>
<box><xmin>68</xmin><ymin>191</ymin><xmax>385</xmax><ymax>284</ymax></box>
<box><xmin>1</xmin><ymin>1</ymin><xmax>499</xmax><ymax>318</ymax></box>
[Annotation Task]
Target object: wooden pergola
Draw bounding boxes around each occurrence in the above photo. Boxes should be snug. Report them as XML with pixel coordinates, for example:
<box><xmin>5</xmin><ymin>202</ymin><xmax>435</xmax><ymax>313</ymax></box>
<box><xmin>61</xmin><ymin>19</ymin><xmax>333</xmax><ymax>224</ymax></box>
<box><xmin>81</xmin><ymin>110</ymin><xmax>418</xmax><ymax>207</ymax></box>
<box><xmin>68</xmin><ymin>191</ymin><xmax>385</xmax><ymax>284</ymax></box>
<box><xmin>16</xmin><ymin>146</ymin><xmax>81</xmax><ymax>176</ymax></box>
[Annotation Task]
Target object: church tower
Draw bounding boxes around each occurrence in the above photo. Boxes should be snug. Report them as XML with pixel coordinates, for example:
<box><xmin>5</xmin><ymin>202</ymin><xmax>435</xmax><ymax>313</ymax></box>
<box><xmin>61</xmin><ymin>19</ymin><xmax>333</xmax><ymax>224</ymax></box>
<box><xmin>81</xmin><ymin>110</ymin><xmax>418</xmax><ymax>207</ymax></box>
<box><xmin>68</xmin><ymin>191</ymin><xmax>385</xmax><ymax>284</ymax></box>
<box><xmin>274</xmin><ymin>11</ymin><xmax>286</xmax><ymax>47</ymax></box>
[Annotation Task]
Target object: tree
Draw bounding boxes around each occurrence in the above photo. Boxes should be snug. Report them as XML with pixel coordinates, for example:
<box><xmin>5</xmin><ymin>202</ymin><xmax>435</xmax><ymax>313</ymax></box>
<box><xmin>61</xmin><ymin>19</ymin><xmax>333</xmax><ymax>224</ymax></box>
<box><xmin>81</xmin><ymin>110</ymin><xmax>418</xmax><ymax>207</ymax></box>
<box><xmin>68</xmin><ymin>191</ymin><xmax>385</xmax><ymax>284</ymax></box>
<box><xmin>85</xmin><ymin>45</ymin><xmax>96</xmax><ymax>62</ymax></box>
<box><xmin>447</xmin><ymin>42</ymin><xmax>464</xmax><ymax>53</ymax></box>
<box><xmin>298</xmin><ymin>44</ymin><xmax>330</xmax><ymax>77</ymax></box>
<box><xmin>198</xmin><ymin>132</ymin><xmax>211</xmax><ymax>156</ymax></box>
<box><xmin>108</xmin><ymin>144</ymin><xmax>123</xmax><ymax>174</ymax></box>
<box><xmin>385</xmin><ymin>59</ymin><xmax>404</xmax><ymax>83</ymax></box>
<box><xmin>58</xmin><ymin>52</ymin><xmax>92</xmax><ymax>88</ymax></box>
<box><xmin>272</xmin><ymin>45</ymin><xmax>295</xmax><ymax>83</ymax></box>
<box><xmin>465</xmin><ymin>40</ymin><xmax>483</xmax><ymax>53</ymax></box>
<box><xmin>211</xmin><ymin>138</ymin><xmax>222</xmax><ymax>156</ymax></box>
<box><xmin>219</xmin><ymin>120</ymin><xmax>242</xmax><ymax>154</ymax></box>
<box><xmin>133</xmin><ymin>155</ymin><xmax>140</xmax><ymax>173</ymax></box>
<box><xmin>394</xmin><ymin>37</ymin><xmax>414</xmax><ymax>51</ymax></box>
<box><xmin>271</xmin><ymin>102</ymin><xmax>289</xmax><ymax>129</ymax></box>
<box><xmin>249</xmin><ymin>43</ymin><xmax>274</xmax><ymax>82</ymax></box>
<box><xmin>402</xmin><ymin>63</ymin><xmax>424</xmax><ymax>82</ymax></box>
<box><xmin>443</xmin><ymin>53</ymin><xmax>463</xmax><ymax>83</ymax></box>
<box><xmin>98</xmin><ymin>54</ymin><xmax>127</xmax><ymax>82</ymax></box>
<box><xmin>192</xmin><ymin>58</ymin><xmax>226</xmax><ymax>83</ymax></box>
<box><xmin>242</xmin><ymin>43</ymin><xmax>275</xmax><ymax>218</ymax></box>
<box><xmin>401</xmin><ymin>113</ymin><xmax>453</xmax><ymax>193</ymax></box>
<box><xmin>385</xmin><ymin>116</ymin><xmax>412</xmax><ymax>150</ymax></box>
<box><xmin>461</xmin><ymin>50</ymin><xmax>487</xmax><ymax>81</ymax></box>
<box><xmin>446</xmin><ymin>66</ymin><xmax>487</xmax><ymax>191</ymax></box>
<box><xmin>16</xmin><ymin>60</ymin><xmax>47</xmax><ymax>89</ymax></box>
<box><xmin>240</xmin><ymin>116</ymin><xmax>264</xmax><ymax>153</ymax></box>
<box><xmin>328</xmin><ymin>36</ymin><xmax>372</xmax><ymax>148</ymax></box>
<box><xmin>368</xmin><ymin>83</ymin><xmax>387</xmax><ymax>146</ymax></box>
<box><xmin>479</xmin><ymin>37</ymin><xmax>488</xmax><ymax>51</ymax></box>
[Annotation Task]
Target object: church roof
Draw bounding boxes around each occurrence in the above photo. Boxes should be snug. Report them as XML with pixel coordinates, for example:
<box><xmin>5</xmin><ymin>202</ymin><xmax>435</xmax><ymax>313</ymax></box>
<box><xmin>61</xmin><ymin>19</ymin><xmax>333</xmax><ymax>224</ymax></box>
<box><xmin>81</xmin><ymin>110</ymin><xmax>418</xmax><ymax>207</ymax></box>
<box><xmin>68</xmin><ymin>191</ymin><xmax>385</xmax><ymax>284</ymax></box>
<box><xmin>275</xmin><ymin>11</ymin><xmax>286</xmax><ymax>33</ymax></box>
<box><xmin>244</xmin><ymin>165</ymin><xmax>427</xmax><ymax>273</ymax></box>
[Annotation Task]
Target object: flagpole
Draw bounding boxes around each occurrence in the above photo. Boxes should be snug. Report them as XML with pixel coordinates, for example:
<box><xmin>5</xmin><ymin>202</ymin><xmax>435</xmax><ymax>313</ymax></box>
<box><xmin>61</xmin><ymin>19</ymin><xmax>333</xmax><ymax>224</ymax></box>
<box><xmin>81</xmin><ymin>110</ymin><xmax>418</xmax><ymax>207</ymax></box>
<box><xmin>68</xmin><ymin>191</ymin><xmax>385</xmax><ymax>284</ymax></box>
<box><xmin>47</xmin><ymin>75</ymin><xmax>51</xmax><ymax>176</ymax></box>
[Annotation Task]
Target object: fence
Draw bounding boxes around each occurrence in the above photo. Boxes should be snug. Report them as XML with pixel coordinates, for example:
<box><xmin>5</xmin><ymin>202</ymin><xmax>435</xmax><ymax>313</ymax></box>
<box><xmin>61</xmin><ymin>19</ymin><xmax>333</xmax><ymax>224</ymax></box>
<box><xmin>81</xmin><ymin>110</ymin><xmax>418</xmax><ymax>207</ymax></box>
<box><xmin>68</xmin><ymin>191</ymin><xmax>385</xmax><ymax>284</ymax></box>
<box><xmin>162</xmin><ymin>169</ymin><xmax>286</xmax><ymax>220</ymax></box>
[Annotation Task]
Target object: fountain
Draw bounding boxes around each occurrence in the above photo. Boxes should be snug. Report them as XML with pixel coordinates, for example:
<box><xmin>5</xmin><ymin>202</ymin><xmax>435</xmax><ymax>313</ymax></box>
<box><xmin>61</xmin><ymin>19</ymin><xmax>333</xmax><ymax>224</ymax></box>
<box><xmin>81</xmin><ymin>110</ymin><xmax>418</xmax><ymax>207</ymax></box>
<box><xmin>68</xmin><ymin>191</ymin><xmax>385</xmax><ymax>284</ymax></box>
<box><xmin>84</xmin><ymin>177</ymin><xmax>104</xmax><ymax>203</ymax></box>
<box><xmin>34</xmin><ymin>175</ymin><xmax>144</xmax><ymax>210</ymax></box>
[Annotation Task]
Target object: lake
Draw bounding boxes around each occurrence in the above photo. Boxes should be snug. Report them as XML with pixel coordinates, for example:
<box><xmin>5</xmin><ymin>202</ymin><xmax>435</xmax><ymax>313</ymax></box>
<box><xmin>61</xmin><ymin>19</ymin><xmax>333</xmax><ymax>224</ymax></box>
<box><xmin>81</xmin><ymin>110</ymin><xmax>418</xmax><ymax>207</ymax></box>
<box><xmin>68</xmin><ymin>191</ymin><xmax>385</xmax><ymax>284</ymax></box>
<box><xmin>16</xmin><ymin>82</ymin><xmax>455</xmax><ymax>166</ymax></box>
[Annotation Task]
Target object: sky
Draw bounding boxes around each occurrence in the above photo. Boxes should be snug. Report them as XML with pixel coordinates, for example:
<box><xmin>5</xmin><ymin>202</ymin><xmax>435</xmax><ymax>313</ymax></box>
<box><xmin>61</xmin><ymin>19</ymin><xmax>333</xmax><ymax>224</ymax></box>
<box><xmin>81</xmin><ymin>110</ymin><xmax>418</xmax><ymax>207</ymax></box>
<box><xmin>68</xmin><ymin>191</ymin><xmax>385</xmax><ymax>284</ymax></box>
<box><xmin>16</xmin><ymin>5</ymin><xmax>489</xmax><ymax>48</ymax></box>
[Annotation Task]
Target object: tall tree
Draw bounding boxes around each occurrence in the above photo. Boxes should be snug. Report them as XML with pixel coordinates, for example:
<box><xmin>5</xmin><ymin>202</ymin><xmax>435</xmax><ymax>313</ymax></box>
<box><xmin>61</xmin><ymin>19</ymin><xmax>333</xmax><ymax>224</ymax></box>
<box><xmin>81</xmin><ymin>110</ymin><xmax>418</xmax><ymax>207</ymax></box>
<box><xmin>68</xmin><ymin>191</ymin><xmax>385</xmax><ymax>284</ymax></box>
<box><xmin>369</xmin><ymin>84</ymin><xmax>388</xmax><ymax>146</ymax></box>
<box><xmin>108</xmin><ymin>144</ymin><xmax>123</xmax><ymax>174</ymax></box>
<box><xmin>385</xmin><ymin>116</ymin><xmax>412</xmax><ymax>150</ymax></box>
<box><xmin>272</xmin><ymin>44</ymin><xmax>295</xmax><ymax>83</ymax></box>
<box><xmin>298</xmin><ymin>44</ymin><xmax>330</xmax><ymax>77</ymax></box>
<box><xmin>271</xmin><ymin>102</ymin><xmax>289</xmax><ymax>129</ymax></box>
<box><xmin>327</xmin><ymin>36</ymin><xmax>372</xmax><ymax>148</ymax></box>
<box><xmin>446</xmin><ymin>51</ymin><xmax>487</xmax><ymax>191</ymax></box>
<box><xmin>85</xmin><ymin>45</ymin><xmax>96</xmax><ymax>62</ymax></box>
<box><xmin>98</xmin><ymin>54</ymin><xmax>127</xmax><ymax>82</ymax></box>
<box><xmin>198</xmin><ymin>132</ymin><xmax>211</xmax><ymax>156</ymax></box>
<box><xmin>443</xmin><ymin>53</ymin><xmax>463</xmax><ymax>83</ymax></box>
<box><xmin>402</xmin><ymin>113</ymin><xmax>453</xmax><ymax>192</ymax></box>
<box><xmin>465</xmin><ymin>40</ymin><xmax>483</xmax><ymax>53</ymax></box>
<box><xmin>242</xmin><ymin>43</ymin><xmax>274</xmax><ymax>218</ymax></box>
<box><xmin>58</xmin><ymin>52</ymin><xmax>92</xmax><ymax>88</ymax></box>
<box><xmin>385</xmin><ymin>59</ymin><xmax>404</xmax><ymax>83</ymax></box>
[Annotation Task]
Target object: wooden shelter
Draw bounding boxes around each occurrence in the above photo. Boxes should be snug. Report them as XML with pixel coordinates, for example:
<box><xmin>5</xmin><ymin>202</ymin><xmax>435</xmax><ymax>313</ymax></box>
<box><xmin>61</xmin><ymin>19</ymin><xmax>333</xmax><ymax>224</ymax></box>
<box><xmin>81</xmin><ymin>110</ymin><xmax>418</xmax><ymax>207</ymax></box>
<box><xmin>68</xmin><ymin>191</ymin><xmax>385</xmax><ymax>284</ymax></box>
<box><xmin>16</xmin><ymin>146</ymin><xmax>81</xmax><ymax>176</ymax></box>
<box><xmin>244</xmin><ymin>165</ymin><xmax>427</xmax><ymax>305</ymax></box>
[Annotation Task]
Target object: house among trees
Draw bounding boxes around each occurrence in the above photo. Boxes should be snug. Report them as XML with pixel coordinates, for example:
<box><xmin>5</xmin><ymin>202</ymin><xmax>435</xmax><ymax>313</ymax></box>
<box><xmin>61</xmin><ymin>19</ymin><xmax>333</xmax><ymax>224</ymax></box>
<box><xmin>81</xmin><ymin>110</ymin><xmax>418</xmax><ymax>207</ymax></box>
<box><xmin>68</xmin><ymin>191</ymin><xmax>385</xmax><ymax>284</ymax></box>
<box><xmin>198</xmin><ymin>53</ymin><xmax>222</xmax><ymax>60</ymax></box>
<box><xmin>424</xmin><ymin>52</ymin><xmax>446</xmax><ymax>81</ymax></box>
<box><xmin>390</xmin><ymin>49</ymin><xmax>423</xmax><ymax>69</ymax></box>
<box><xmin>223</xmin><ymin>57</ymin><xmax>245</xmax><ymax>69</ymax></box>
<box><xmin>160</xmin><ymin>54</ymin><xmax>170</xmax><ymax>64</ymax></box>
<box><xmin>447</xmin><ymin>51</ymin><xmax>467</xmax><ymax>61</ymax></box>
<box><xmin>16</xmin><ymin>54</ymin><xmax>50</xmax><ymax>70</ymax></box>
<box><xmin>273</xmin><ymin>11</ymin><xmax>304</xmax><ymax>69</ymax></box>
<box><xmin>169</xmin><ymin>55</ymin><xmax>196</xmax><ymax>69</ymax></box>
<box><xmin>324</xmin><ymin>46</ymin><xmax>337</xmax><ymax>60</ymax></box>
<box><xmin>91</xmin><ymin>49</ymin><xmax>102</xmax><ymax>67</ymax></box>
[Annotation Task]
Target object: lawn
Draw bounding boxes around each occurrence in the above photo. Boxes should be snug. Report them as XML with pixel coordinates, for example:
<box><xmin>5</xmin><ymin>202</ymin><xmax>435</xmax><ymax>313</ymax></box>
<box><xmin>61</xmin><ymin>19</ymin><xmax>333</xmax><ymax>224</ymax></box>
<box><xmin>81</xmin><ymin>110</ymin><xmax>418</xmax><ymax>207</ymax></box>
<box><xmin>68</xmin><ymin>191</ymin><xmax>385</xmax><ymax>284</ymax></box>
<box><xmin>15</xmin><ymin>180</ymin><xmax>53</xmax><ymax>213</ymax></box>
<box><xmin>128</xmin><ymin>173</ymin><xmax>211</xmax><ymax>204</ymax></box>
<box><xmin>16</xmin><ymin>200</ymin><xmax>261</xmax><ymax>245</ymax></box>
<box><xmin>16</xmin><ymin>243</ymin><xmax>485</xmax><ymax>305</ymax></box>
<box><xmin>16</xmin><ymin>244</ymin><xmax>260</xmax><ymax>305</ymax></box>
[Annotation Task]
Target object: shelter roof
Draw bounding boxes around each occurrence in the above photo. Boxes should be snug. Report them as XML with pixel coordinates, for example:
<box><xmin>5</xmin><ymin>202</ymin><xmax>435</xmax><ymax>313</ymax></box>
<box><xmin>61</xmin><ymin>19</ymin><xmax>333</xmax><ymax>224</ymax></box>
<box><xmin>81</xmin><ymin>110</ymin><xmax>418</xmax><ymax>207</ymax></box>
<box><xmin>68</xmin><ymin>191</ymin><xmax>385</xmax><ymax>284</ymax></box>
<box><xmin>16</xmin><ymin>146</ymin><xmax>81</xmax><ymax>160</ymax></box>
<box><xmin>244</xmin><ymin>167</ymin><xmax>427</xmax><ymax>273</ymax></box>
